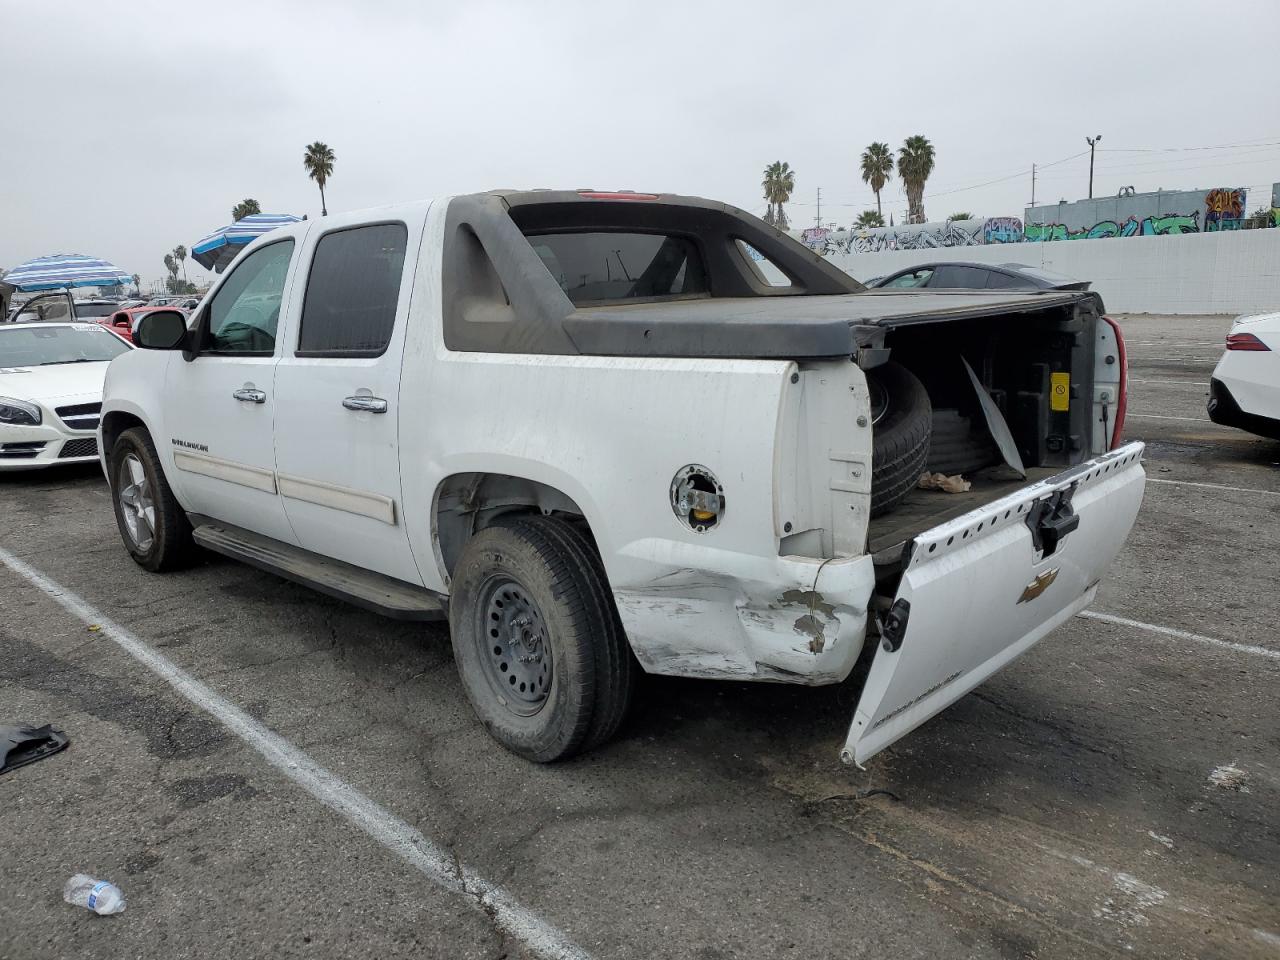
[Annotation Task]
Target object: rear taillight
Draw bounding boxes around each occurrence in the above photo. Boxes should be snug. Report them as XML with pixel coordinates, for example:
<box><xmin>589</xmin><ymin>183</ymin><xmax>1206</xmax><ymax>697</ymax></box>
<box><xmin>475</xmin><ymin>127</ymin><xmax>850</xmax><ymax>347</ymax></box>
<box><xmin>1103</xmin><ymin>315</ymin><xmax>1127</xmax><ymax>449</ymax></box>
<box><xmin>1226</xmin><ymin>332</ymin><xmax>1271</xmax><ymax>351</ymax></box>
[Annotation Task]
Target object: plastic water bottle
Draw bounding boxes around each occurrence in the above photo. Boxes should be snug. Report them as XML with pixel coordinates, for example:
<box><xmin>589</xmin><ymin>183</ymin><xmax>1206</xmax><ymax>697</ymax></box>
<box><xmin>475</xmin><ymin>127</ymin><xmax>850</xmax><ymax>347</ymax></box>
<box><xmin>63</xmin><ymin>874</ymin><xmax>126</xmax><ymax>915</ymax></box>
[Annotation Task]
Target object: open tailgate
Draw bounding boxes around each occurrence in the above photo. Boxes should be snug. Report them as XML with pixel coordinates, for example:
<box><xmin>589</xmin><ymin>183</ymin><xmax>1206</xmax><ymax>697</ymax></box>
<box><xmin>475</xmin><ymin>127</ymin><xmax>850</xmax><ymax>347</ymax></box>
<box><xmin>843</xmin><ymin>441</ymin><xmax>1146</xmax><ymax>766</ymax></box>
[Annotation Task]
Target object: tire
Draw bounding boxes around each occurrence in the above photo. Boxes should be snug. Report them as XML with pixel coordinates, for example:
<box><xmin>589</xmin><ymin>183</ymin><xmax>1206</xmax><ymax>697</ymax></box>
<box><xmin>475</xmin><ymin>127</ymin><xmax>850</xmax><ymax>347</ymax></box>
<box><xmin>108</xmin><ymin>427</ymin><xmax>195</xmax><ymax>572</ymax></box>
<box><xmin>927</xmin><ymin>408</ymin><xmax>1002</xmax><ymax>476</ymax></box>
<box><xmin>448</xmin><ymin>515</ymin><xmax>634</xmax><ymax>762</ymax></box>
<box><xmin>867</xmin><ymin>362</ymin><xmax>932</xmax><ymax>518</ymax></box>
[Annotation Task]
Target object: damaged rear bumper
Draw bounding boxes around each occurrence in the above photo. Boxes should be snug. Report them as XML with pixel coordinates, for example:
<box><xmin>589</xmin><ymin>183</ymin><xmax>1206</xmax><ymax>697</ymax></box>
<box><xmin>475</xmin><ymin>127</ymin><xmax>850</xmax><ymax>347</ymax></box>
<box><xmin>610</xmin><ymin>543</ymin><xmax>877</xmax><ymax>684</ymax></box>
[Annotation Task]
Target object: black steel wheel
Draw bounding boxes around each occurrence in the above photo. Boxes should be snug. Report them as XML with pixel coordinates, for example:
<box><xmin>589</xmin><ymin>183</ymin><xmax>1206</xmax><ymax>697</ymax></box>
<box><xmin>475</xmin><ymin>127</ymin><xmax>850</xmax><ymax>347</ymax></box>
<box><xmin>448</xmin><ymin>515</ymin><xmax>635</xmax><ymax>762</ymax></box>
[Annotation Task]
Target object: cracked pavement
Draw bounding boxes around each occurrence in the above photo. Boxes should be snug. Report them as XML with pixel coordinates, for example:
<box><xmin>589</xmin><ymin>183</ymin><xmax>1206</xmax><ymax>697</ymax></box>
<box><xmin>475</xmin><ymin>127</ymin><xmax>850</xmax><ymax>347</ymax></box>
<box><xmin>1</xmin><ymin>314</ymin><xmax>1277</xmax><ymax>959</ymax></box>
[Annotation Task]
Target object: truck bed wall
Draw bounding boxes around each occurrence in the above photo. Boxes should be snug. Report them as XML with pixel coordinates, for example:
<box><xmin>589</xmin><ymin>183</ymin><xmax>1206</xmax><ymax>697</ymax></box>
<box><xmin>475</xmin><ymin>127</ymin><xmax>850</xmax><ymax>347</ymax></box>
<box><xmin>884</xmin><ymin>305</ymin><xmax>1098</xmax><ymax>472</ymax></box>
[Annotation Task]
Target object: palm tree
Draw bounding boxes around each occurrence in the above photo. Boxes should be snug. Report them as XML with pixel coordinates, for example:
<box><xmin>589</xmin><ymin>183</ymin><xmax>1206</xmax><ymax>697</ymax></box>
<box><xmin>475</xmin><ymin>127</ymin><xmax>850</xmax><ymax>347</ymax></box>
<box><xmin>231</xmin><ymin>198</ymin><xmax>261</xmax><ymax>221</ymax></box>
<box><xmin>859</xmin><ymin>142</ymin><xmax>894</xmax><ymax>218</ymax></box>
<box><xmin>897</xmin><ymin>135</ymin><xmax>936</xmax><ymax>224</ymax></box>
<box><xmin>761</xmin><ymin>161</ymin><xmax>796</xmax><ymax>231</ymax></box>
<box><xmin>303</xmin><ymin>141</ymin><xmax>335</xmax><ymax>216</ymax></box>
<box><xmin>173</xmin><ymin>245</ymin><xmax>188</xmax><ymax>282</ymax></box>
<box><xmin>947</xmin><ymin>211</ymin><xmax>974</xmax><ymax>222</ymax></box>
<box><xmin>131</xmin><ymin>273</ymin><xmax>141</xmax><ymax>295</ymax></box>
<box><xmin>855</xmin><ymin>209</ymin><xmax>885</xmax><ymax>229</ymax></box>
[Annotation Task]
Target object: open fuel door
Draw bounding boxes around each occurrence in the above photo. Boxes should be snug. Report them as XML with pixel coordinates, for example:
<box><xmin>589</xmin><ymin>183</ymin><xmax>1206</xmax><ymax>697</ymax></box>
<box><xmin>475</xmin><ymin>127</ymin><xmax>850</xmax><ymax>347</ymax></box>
<box><xmin>843</xmin><ymin>441</ymin><xmax>1146</xmax><ymax>766</ymax></box>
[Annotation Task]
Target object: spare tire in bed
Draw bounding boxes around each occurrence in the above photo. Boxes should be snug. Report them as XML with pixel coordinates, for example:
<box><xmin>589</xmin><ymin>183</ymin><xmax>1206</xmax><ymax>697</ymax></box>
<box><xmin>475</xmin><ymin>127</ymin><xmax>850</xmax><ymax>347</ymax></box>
<box><xmin>866</xmin><ymin>362</ymin><xmax>932</xmax><ymax>518</ymax></box>
<box><xmin>927</xmin><ymin>408</ymin><xmax>1002</xmax><ymax>476</ymax></box>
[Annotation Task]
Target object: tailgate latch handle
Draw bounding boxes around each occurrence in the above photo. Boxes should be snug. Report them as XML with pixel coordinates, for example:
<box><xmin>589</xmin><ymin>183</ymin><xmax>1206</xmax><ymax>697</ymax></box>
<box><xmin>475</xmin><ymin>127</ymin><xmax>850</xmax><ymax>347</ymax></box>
<box><xmin>877</xmin><ymin>598</ymin><xmax>912</xmax><ymax>653</ymax></box>
<box><xmin>1025</xmin><ymin>483</ymin><xmax>1081</xmax><ymax>557</ymax></box>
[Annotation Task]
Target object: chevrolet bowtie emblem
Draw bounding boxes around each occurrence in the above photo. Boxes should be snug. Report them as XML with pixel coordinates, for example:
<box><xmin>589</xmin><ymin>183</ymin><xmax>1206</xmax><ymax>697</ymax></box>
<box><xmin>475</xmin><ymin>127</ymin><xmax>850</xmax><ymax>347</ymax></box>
<box><xmin>1018</xmin><ymin>568</ymin><xmax>1060</xmax><ymax>604</ymax></box>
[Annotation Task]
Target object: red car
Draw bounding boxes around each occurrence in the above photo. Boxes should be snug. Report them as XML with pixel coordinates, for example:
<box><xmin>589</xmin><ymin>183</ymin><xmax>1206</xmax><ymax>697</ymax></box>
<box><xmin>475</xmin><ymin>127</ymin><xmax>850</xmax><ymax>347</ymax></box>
<box><xmin>96</xmin><ymin>306</ymin><xmax>181</xmax><ymax>343</ymax></box>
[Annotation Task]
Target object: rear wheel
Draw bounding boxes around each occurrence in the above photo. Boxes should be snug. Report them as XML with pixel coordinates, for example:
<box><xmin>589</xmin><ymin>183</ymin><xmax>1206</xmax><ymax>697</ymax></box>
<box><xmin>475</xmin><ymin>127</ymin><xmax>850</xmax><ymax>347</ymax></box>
<box><xmin>109</xmin><ymin>427</ymin><xmax>194</xmax><ymax>572</ymax></box>
<box><xmin>448</xmin><ymin>515</ymin><xmax>634</xmax><ymax>761</ymax></box>
<box><xmin>866</xmin><ymin>362</ymin><xmax>932</xmax><ymax>517</ymax></box>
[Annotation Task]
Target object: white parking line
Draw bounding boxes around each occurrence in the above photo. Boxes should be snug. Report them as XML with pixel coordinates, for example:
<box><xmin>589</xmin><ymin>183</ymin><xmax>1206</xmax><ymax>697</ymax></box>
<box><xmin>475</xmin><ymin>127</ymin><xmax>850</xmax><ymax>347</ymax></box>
<box><xmin>1079</xmin><ymin>610</ymin><xmax>1280</xmax><ymax>662</ymax></box>
<box><xmin>1128</xmin><ymin>357</ymin><xmax>1218</xmax><ymax>364</ymax></box>
<box><xmin>0</xmin><ymin>546</ymin><xmax>591</xmax><ymax>960</ymax></box>
<box><xmin>1128</xmin><ymin>413</ymin><xmax>1213</xmax><ymax>422</ymax></box>
<box><xmin>1146</xmin><ymin>477</ymin><xmax>1280</xmax><ymax>497</ymax></box>
<box><xmin>1129</xmin><ymin>379</ymin><xmax>1210</xmax><ymax>386</ymax></box>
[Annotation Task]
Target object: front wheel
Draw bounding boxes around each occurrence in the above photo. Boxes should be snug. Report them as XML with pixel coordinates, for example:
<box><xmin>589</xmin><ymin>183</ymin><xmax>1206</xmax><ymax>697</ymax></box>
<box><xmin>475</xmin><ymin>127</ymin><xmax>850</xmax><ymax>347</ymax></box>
<box><xmin>109</xmin><ymin>427</ymin><xmax>195</xmax><ymax>572</ymax></box>
<box><xmin>448</xmin><ymin>515</ymin><xmax>635</xmax><ymax>762</ymax></box>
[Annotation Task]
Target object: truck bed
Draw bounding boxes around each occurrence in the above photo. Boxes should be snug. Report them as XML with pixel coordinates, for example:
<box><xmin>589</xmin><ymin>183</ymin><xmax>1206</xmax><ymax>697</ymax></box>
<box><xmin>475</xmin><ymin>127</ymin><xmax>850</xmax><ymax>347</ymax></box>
<box><xmin>867</xmin><ymin>466</ymin><xmax>1060</xmax><ymax>556</ymax></box>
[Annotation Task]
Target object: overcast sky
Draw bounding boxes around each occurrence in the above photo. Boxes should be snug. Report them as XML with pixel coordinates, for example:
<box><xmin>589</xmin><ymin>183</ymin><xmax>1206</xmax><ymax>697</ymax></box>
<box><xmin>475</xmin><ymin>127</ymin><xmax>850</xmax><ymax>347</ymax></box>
<box><xmin>3</xmin><ymin>0</ymin><xmax>1278</xmax><ymax>287</ymax></box>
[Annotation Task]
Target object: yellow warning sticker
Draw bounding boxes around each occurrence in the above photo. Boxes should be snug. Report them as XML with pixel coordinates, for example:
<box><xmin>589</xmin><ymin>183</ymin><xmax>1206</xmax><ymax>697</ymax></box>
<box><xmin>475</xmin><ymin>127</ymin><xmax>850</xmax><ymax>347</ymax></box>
<box><xmin>1050</xmin><ymin>372</ymin><xmax>1070</xmax><ymax>411</ymax></box>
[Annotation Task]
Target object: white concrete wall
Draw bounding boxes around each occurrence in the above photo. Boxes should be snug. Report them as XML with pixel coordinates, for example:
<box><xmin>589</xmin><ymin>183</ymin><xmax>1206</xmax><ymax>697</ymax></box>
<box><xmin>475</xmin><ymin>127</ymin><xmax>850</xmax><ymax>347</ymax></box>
<box><xmin>823</xmin><ymin>229</ymin><xmax>1280</xmax><ymax>315</ymax></box>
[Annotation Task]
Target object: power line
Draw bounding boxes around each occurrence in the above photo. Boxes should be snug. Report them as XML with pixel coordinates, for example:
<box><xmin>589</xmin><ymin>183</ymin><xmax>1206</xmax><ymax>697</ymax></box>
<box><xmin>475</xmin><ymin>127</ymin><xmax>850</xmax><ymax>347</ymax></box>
<box><xmin>1096</xmin><ymin>135</ymin><xmax>1280</xmax><ymax>153</ymax></box>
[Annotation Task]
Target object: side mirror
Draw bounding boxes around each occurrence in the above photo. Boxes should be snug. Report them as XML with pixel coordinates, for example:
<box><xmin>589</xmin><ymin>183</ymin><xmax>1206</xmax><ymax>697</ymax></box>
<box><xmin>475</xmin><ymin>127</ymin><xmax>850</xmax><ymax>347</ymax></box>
<box><xmin>134</xmin><ymin>310</ymin><xmax>189</xmax><ymax>350</ymax></box>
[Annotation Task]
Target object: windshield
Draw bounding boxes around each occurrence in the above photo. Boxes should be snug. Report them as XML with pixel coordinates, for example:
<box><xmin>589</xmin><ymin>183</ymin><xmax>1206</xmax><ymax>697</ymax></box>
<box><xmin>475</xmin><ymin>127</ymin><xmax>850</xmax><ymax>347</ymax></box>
<box><xmin>73</xmin><ymin>302</ymin><xmax>118</xmax><ymax>318</ymax></box>
<box><xmin>0</xmin><ymin>325</ymin><xmax>130</xmax><ymax>366</ymax></box>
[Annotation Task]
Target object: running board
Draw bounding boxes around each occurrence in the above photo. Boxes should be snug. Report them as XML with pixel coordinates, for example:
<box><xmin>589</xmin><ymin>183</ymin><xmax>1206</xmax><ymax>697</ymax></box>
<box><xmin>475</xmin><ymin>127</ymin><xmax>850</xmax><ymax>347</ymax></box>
<box><xmin>191</xmin><ymin>521</ymin><xmax>446</xmax><ymax>621</ymax></box>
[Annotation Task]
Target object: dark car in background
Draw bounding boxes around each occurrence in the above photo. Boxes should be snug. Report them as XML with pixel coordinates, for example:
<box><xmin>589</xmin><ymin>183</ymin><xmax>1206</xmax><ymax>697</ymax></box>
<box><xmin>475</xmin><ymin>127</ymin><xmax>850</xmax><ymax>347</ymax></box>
<box><xmin>867</xmin><ymin>261</ymin><xmax>1090</xmax><ymax>291</ymax></box>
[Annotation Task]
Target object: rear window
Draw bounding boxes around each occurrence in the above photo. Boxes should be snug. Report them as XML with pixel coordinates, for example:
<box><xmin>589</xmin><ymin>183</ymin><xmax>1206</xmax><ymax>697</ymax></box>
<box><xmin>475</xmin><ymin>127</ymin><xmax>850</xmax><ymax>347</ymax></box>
<box><xmin>527</xmin><ymin>232</ymin><xmax>708</xmax><ymax>305</ymax></box>
<box><xmin>984</xmin><ymin>271</ymin><xmax>1029</xmax><ymax>290</ymax></box>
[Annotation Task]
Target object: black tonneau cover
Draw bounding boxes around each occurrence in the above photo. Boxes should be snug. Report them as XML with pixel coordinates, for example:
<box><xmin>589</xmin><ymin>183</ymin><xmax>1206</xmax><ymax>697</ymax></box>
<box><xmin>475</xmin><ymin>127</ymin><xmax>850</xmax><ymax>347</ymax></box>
<box><xmin>565</xmin><ymin>290</ymin><xmax>1093</xmax><ymax>359</ymax></box>
<box><xmin>442</xmin><ymin>191</ymin><xmax>1098</xmax><ymax>360</ymax></box>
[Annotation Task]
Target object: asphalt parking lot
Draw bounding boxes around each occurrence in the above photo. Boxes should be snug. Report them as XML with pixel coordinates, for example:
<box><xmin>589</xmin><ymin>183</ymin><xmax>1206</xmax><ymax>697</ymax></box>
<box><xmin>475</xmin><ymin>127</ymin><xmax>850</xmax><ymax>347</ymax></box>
<box><xmin>1</xmin><ymin>312</ymin><xmax>1276</xmax><ymax>960</ymax></box>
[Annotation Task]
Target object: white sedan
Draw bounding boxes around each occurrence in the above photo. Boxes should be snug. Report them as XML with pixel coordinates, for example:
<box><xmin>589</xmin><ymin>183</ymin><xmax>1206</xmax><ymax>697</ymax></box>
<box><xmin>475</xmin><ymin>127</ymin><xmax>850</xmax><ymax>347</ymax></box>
<box><xmin>0</xmin><ymin>322</ymin><xmax>133</xmax><ymax>469</ymax></box>
<box><xmin>1207</xmin><ymin>312</ymin><xmax>1280</xmax><ymax>440</ymax></box>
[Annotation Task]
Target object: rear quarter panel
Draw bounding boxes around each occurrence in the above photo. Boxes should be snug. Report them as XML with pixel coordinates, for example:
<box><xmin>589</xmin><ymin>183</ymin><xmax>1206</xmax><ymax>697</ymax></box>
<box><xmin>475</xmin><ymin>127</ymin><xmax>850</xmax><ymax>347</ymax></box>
<box><xmin>398</xmin><ymin>200</ymin><xmax>796</xmax><ymax>594</ymax></box>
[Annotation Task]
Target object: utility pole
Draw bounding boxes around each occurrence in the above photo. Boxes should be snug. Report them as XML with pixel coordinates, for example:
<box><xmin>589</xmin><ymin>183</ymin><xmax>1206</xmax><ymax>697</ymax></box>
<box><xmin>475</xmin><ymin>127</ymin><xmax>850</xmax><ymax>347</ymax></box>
<box><xmin>815</xmin><ymin>187</ymin><xmax>822</xmax><ymax>228</ymax></box>
<box><xmin>1031</xmin><ymin>163</ymin><xmax>1037</xmax><ymax>210</ymax></box>
<box><xmin>1086</xmin><ymin>134</ymin><xmax>1102</xmax><ymax>199</ymax></box>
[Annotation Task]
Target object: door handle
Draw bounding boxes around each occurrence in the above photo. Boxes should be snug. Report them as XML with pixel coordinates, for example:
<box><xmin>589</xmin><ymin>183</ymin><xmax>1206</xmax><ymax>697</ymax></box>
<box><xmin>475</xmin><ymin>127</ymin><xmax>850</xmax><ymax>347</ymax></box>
<box><xmin>232</xmin><ymin>388</ymin><xmax>266</xmax><ymax>403</ymax></box>
<box><xmin>342</xmin><ymin>395</ymin><xmax>388</xmax><ymax>414</ymax></box>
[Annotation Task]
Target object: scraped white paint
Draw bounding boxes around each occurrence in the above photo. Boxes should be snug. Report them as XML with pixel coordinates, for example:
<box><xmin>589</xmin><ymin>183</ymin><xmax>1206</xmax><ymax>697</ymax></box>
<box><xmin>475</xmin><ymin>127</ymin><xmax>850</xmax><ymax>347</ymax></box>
<box><xmin>1127</xmin><ymin>413</ymin><xmax>1213</xmax><ymax>422</ymax></box>
<box><xmin>1093</xmin><ymin>871</ymin><xmax>1169</xmax><ymax>929</ymax></box>
<box><xmin>1146</xmin><ymin>477</ymin><xmax>1280</xmax><ymax>498</ymax></box>
<box><xmin>1254</xmin><ymin>929</ymin><xmax>1280</xmax><ymax>949</ymax></box>
<box><xmin>1062</xmin><ymin>852</ymin><xmax>1169</xmax><ymax>930</ymax></box>
<box><xmin>1209</xmin><ymin>762</ymin><xmax>1251</xmax><ymax>793</ymax></box>
<box><xmin>1079</xmin><ymin>610</ymin><xmax>1280</xmax><ymax>662</ymax></box>
<box><xmin>1129</xmin><ymin>379</ymin><xmax>1210</xmax><ymax>386</ymax></box>
<box><xmin>0</xmin><ymin>545</ymin><xmax>591</xmax><ymax>960</ymax></box>
<box><xmin>1147</xmin><ymin>831</ymin><xmax>1174</xmax><ymax>850</ymax></box>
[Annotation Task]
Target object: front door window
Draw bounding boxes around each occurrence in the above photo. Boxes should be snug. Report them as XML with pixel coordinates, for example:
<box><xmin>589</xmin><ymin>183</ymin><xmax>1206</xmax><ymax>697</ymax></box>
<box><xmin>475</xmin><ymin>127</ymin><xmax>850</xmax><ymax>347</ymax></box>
<box><xmin>205</xmin><ymin>241</ymin><xmax>295</xmax><ymax>354</ymax></box>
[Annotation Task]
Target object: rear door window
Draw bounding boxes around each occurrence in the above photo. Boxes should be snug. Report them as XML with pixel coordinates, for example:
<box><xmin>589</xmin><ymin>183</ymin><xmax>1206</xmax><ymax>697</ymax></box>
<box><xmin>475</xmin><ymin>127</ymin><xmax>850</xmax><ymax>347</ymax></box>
<box><xmin>930</xmin><ymin>265</ymin><xmax>990</xmax><ymax>288</ymax></box>
<box><xmin>527</xmin><ymin>232</ymin><xmax>708</xmax><ymax>305</ymax></box>
<box><xmin>297</xmin><ymin>223</ymin><xmax>408</xmax><ymax>356</ymax></box>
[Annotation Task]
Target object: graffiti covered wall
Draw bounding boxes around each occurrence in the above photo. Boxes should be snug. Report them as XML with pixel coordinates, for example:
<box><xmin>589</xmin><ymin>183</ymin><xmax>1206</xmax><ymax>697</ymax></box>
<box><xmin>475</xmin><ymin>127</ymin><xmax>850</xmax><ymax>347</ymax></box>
<box><xmin>792</xmin><ymin>217</ymin><xmax>1024</xmax><ymax>255</ymax></box>
<box><xmin>1025</xmin><ymin>187</ymin><xmax>1247</xmax><ymax>241</ymax></box>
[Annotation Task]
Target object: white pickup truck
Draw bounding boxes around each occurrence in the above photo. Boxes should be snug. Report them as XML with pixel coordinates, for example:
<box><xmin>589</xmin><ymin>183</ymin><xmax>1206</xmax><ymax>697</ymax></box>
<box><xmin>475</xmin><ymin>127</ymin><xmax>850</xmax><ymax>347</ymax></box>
<box><xmin>99</xmin><ymin>190</ymin><xmax>1145</xmax><ymax>765</ymax></box>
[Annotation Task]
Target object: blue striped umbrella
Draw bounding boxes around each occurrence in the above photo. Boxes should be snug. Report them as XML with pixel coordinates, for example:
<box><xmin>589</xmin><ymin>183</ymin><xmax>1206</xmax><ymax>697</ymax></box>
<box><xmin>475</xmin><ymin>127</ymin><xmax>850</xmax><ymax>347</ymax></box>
<box><xmin>192</xmin><ymin>213</ymin><xmax>302</xmax><ymax>272</ymax></box>
<box><xmin>3</xmin><ymin>253</ymin><xmax>133</xmax><ymax>291</ymax></box>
